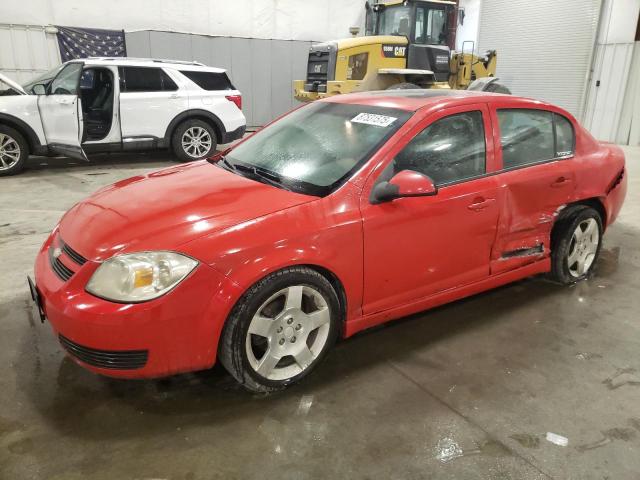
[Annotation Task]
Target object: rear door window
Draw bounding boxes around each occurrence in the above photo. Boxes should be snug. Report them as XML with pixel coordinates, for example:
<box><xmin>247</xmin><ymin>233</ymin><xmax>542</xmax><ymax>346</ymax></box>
<box><xmin>119</xmin><ymin>67</ymin><xmax>178</xmax><ymax>92</ymax></box>
<box><xmin>179</xmin><ymin>70</ymin><xmax>235</xmax><ymax>91</ymax></box>
<box><xmin>497</xmin><ymin>109</ymin><xmax>554</xmax><ymax>169</ymax></box>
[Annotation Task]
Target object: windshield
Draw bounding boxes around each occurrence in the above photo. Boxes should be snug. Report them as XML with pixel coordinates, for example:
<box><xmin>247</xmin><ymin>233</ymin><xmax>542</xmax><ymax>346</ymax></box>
<box><xmin>377</xmin><ymin>6</ymin><xmax>412</xmax><ymax>36</ymax></box>
<box><xmin>224</xmin><ymin>102</ymin><xmax>412</xmax><ymax>196</ymax></box>
<box><xmin>21</xmin><ymin>65</ymin><xmax>64</xmax><ymax>94</ymax></box>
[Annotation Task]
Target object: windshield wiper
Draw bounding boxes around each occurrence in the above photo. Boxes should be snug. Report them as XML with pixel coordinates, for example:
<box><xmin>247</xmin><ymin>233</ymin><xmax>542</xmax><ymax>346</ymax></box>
<box><xmin>233</xmin><ymin>163</ymin><xmax>290</xmax><ymax>191</ymax></box>
<box><xmin>219</xmin><ymin>156</ymin><xmax>236</xmax><ymax>171</ymax></box>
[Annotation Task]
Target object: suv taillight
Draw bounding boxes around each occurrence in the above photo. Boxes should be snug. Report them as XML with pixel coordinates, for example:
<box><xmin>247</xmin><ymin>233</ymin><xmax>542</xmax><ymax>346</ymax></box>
<box><xmin>225</xmin><ymin>95</ymin><xmax>242</xmax><ymax>110</ymax></box>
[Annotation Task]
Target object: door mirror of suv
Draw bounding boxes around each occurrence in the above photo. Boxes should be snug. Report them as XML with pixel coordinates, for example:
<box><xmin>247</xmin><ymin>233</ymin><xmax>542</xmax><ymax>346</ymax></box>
<box><xmin>371</xmin><ymin>170</ymin><xmax>437</xmax><ymax>204</ymax></box>
<box><xmin>32</xmin><ymin>84</ymin><xmax>46</xmax><ymax>95</ymax></box>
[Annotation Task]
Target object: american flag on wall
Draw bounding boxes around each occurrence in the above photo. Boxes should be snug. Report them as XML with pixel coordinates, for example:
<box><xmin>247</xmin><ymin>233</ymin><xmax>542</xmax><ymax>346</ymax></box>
<box><xmin>56</xmin><ymin>26</ymin><xmax>127</xmax><ymax>61</ymax></box>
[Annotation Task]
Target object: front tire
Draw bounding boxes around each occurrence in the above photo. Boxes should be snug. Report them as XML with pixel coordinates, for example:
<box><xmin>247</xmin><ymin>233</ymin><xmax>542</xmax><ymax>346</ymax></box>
<box><xmin>219</xmin><ymin>267</ymin><xmax>341</xmax><ymax>393</ymax></box>
<box><xmin>0</xmin><ymin>126</ymin><xmax>28</xmax><ymax>176</ymax></box>
<box><xmin>551</xmin><ymin>206</ymin><xmax>603</xmax><ymax>284</ymax></box>
<box><xmin>171</xmin><ymin>119</ymin><xmax>217</xmax><ymax>162</ymax></box>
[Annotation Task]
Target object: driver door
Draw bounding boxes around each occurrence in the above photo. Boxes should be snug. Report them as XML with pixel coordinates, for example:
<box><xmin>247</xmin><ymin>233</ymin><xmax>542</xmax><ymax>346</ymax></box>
<box><xmin>360</xmin><ymin>104</ymin><xmax>500</xmax><ymax>314</ymax></box>
<box><xmin>38</xmin><ymin>62</ymin><xmax>87</xmax><ymax>161</ymax></box>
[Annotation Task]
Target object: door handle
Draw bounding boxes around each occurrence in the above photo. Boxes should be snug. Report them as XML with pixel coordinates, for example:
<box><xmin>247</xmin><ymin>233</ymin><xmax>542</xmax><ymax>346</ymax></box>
<box><xmin>467</xmin><ymin>197</ymin><xmax>496</xmax><ymax>211</ymax></box>
<box><xmin>551</xmin><ymin>176</ymin><xmax>572</xmax><ymax>188</ymax></box>
<box><xmin>169</xmin><ymin>93</ymin><xmax>179</xmax><ymax>99</ymax></box>
<box><xmin>56</xmin><ymin>98</ymin><xmax>72</xmax><ymax>105</ymax></box>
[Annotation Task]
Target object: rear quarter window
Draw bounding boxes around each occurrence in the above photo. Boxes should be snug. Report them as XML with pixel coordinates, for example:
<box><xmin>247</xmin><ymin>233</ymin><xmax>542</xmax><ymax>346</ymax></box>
<box><xmin>554</xmin><ymin>113</ymin><xmax>575</xmax><ymax>157</ymax></box>
<box><xmin>179</xmin><ymin>70</ymin><xmax>235</xmax><ymax>91</ymax></box>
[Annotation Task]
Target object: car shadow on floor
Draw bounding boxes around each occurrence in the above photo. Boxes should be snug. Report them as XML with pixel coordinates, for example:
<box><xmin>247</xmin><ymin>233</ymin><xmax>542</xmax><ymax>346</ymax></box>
<box><xmin>24</xmin><ymin>151</ymin><xmax>179</xmax><ymax>173</ymax></box>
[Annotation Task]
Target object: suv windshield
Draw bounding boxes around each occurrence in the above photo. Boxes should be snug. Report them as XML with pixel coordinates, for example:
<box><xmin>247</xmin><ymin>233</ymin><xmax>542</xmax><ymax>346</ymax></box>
<box><xmin>223</xmin><ymin>102</ymin><xmax>412</xmax><ymax>196</ymax></box>
<box><xmin>22</xmin><ymin>65</ymin><xmax>64</xmax><ymax>94</ymax></box>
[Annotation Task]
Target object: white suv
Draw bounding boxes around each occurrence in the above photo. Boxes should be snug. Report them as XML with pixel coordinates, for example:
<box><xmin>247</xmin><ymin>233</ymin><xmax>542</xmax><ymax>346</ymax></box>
<box><xmin>0</xmin><ymin>57</ymin><xmax>246</xmax><ymax>176</ymax></box>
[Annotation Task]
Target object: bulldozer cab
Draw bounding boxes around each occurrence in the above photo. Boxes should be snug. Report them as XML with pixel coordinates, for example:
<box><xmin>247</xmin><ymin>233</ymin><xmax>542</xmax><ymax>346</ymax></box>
<box><xmin>367</xmin><ymin>0</ymin><xmax>456</xmax><ymax>82</ymax></box>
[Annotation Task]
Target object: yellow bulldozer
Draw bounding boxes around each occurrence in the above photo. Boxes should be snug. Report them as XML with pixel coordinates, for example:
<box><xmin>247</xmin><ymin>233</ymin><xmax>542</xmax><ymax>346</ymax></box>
<box><xmin>294</xmin><ymin>0</ymin><xmax>508</xmax><ymax>102</ymax></box>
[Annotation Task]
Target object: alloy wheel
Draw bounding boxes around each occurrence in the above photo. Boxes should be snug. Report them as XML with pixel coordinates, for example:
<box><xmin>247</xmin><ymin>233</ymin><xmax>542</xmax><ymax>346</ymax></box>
<box><xmin>567</xmin><ymin>218</ymin><xmax>599</xmax><ymax>277</ymax></box>
<box><xmin>181</xmin><ymin>126</ymin><xmax>212</xmax><ymax>159</ymax></box>
<box><xmin>245</xmin><ymin>285</ymin><xmax>331</xmax><ymax>381</ymax></box>
<box><xmin>0</xmin><ymin>133</ymin><xmax>21</xmax><ymax>171</ymax></box>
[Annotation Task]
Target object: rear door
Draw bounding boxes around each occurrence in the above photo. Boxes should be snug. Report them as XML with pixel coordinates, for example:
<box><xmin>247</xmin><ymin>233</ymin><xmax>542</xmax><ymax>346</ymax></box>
<box><xmin>118</xmin><ymin>66</ymin><xmax>187</xmax><ymax>145</ymax></box>
<box><xmin>490</xmin><ymin>107</ymin><xmax>576</xmax><ymax>274</ymax></box>
<box><xmin>37</xmin><ymin>62</ymin><xmax>87</xmax><ymax>160</ymax></box>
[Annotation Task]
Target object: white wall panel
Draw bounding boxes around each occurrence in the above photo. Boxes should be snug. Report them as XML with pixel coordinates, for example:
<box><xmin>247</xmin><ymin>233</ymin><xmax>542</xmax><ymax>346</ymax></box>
<box><xmin>477</xmin><ymin>0</ymin><xmax>601</xmax><ymax>119</ymax></box>
<box><xmin>617</xmin><ymin>43</ymin><xmax>640</xmax><ymax>145</ymax></box>
<box><xmin>456</xmin><ymin>0</ymin><xmax>481</xmax><ymax>52</ymax></box>
<box><xmin>0</xmin><ymin>0</ymin><xmax>365</xmax><ymax>42</ymax></box>
<box><xmin>0</xmin><ymin>24</ymin><xmax>60</xmax><ymax>84</ymax></box>
<box><xmin>583</xmin><ymin>43</ymin><xmax>634</xmax><ymax>142</ymax></box>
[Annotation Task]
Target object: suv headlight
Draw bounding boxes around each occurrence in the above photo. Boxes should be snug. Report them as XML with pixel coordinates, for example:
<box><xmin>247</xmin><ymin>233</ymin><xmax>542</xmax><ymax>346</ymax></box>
<box><xmin>86</xmin><ymin>251</ymin><xmax>198</xmax><ymax>303</ymax></box>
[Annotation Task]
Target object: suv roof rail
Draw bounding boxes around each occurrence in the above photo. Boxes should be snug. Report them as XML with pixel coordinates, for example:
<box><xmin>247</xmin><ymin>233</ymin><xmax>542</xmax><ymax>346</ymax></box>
<box><xmin>86</xmin><ymin>57</ymin><xmax>205</xmax><ymax>66</ymax></box>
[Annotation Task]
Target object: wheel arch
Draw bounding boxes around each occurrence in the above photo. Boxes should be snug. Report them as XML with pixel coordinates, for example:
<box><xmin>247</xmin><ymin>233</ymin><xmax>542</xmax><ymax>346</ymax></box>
<box><xmin>226</xmin><ymin>262</ymin><xmax>349</xmax><ymax>335</ymax></box>
<box><xmin>0</xmin><ymin>113</ymin><xmax>43</xmax><ymax>154</ymax></box>
<box><xmin>551</xmin><ymin>197</ymin><xmax>607</xmax><ymax>252</ymax></box>
<box><xmin>164</xmin><ymin>109</ymin><xmax>226</xmax><ymax>146</ymax></box>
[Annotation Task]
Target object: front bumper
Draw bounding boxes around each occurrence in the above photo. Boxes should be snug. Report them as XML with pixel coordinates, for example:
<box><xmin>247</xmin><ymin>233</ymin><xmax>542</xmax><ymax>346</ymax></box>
<box><xmin>33</xmin><ymin>231</ymin><xmax>240</xmax><ymax>378</ymax></box>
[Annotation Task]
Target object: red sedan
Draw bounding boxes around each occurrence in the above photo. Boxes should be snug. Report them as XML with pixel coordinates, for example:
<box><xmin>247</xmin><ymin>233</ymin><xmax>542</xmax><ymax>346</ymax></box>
<box><xmin>31</xmin><ymin>90</ymin><xmax>627</xmax><ymax>392</ymax></box>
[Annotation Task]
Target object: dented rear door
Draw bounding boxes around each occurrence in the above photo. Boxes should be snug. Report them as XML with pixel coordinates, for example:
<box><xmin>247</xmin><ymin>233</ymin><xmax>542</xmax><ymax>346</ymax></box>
<box><xmin>489</xmin><ymin>107</ymin><xmax>576</xmax><ymax>274</ymax></box>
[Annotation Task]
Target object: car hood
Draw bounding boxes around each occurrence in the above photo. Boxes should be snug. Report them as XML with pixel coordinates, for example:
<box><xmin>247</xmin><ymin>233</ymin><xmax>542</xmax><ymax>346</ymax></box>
<box><xmin>58</xmin><ymin>161</ymin><xmax>316</xmax><ymax>262</ymax></box>
<box><xmin>0</xmin><ymin>73</ymin><xmax>27</xmax><ymax>95</ymax></box>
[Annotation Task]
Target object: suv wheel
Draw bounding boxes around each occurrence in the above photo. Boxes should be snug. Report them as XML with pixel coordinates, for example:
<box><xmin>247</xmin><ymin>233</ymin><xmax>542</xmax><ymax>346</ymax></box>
<box><xmin>219</xmin><ymin>267</ymin><xmax>341</xmax><ymax>393</ymax></box>
<box><xmin>172</xmin><ymin>119</ymin><xmax>217</xmax><ymax>162</ymax></box>
<box><xmin>0</xmin><ymin>126</ymin><xmax>28</xmax><ymax>176</ymax></box>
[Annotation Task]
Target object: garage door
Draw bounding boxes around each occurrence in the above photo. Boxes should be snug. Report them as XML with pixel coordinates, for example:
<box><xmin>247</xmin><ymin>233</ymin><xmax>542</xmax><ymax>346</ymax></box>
<box><xmin>477</xmin><ymin>0</ymin><xmax>601</xmax><ymax>119</ymax></box>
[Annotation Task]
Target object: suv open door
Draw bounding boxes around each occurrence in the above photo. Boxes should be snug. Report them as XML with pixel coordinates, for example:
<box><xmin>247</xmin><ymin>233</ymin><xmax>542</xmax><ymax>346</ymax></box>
<box><xmin>37</xmin><ymin>62</ymin><xmax>88</xmax><ymax>161</ymax></box>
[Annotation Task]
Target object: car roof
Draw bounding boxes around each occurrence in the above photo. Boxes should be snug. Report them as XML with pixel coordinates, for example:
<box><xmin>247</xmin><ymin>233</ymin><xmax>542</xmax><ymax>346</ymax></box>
<box><xmin>73</xmin><ymin>57</ymin><xmax>227</xmax><ymax>73</ymax></box>
<box><xmin>324</xmin><ymin>89</ymin><xmax>562</xmax><ymax>115</ymax></box>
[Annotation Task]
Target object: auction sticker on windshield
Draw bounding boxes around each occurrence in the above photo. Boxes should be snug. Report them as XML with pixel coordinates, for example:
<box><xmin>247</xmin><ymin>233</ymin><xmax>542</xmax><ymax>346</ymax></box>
<box><xmin>351</xmin><ymin>113</ymin><xmax>397</xmax><ymax>127</ymax></box>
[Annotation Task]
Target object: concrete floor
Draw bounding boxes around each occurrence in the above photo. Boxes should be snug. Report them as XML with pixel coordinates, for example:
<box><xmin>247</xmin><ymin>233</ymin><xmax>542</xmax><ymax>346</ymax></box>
<box><xmin>1</xmin><ymin>147</ymin><xmax>639</xmax><ymax>480</ymax></box>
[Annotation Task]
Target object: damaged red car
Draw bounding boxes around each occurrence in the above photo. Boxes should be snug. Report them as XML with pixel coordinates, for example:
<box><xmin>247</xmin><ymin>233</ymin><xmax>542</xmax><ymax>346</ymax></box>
<box><xmin>31</xmin><ymin>90</ymin><xmax>627</xmax><ymax>392</ymax></box>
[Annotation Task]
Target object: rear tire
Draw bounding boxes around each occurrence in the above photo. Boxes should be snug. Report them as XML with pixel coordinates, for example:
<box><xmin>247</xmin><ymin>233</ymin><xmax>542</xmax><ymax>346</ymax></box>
<box><xmin>171</xmin><ymin>119</ymin><xmax>217</xmax><ymax>162</ymax></box>
<box><xmin>219</xmin><ymin>267</ymin><xmax>341</xmax><ymax>393</ymax></box>
<box><xmin>0</xmin><ymin>125</ymin><xmax>28</xmax><ymax>176</ymax></box>
<box><xmin>550</xmin><ymin>206</ymin><xmax>603</xmax><ymax>284</ymax></box>
<box><xmin>386</xmin><ymin>82</ymin><xmax>421</xmax><ymax>90</ymax></box>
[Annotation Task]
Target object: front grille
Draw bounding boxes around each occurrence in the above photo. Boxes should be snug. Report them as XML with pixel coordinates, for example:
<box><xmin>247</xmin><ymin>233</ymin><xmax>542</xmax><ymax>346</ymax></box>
<box><xmin>62</xmin><ymin>242</ymin><xmax>87</xmax><ymax>266</ymax></box>
<box><xmin>59</xmin><ymin>335</ymin><xmax>148</xmax><ymax>370</ymax></box>
<box><xmin>49</xmin><ymin>248</ymin><xmax>74</xmax><ymax>281</ymax></box>
<box><xmin>306</xmin><ymin>51</ymin><xmax>330</xmax><ymax>85</ymax></box>
<box><xmin>48</xmin><ymin>238</ymin><xmax>87</xmax><ymax>282</ymax></box>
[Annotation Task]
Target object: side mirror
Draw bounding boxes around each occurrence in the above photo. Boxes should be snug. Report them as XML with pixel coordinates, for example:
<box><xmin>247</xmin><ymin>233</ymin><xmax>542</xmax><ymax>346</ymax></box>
<box><xmin>371</xmin><ymin>170</ymin><xmax>437</xmax><ymax>204</ymax></box>
<box><xmin>33</xmin><ymin>84</ymin><xmax>46</xmax><ymax>95</ymax></box>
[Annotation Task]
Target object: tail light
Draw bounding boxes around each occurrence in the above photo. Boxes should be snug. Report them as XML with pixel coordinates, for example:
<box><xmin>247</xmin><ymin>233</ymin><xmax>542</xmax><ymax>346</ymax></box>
<box><xmin>225</xmin><ymin>95</ymin><xmax>242</xmax><ymax>110</ymax></box>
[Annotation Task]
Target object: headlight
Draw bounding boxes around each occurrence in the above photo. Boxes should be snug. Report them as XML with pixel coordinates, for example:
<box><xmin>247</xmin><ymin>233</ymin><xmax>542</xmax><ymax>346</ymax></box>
<box><xmin>86</xmin><ymin>251</ymin><xmax>198</xmax><ymax>303</ymax></box>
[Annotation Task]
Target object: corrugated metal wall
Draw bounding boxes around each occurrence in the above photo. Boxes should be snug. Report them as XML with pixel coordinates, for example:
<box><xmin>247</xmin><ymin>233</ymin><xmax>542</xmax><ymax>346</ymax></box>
<box><xmin>0</xmin><ymin>24</ymin><xmax>61</xmax><ymax>84</ymax></box>
<box><xmin>126</xmin><ymin>31</ymin><xmax>312</xmax><ymax>127</ymax></box>
<box><xmin>477</xmin><ymin>0</ymin><xmax>601</xmax><ymax>119</ymax></box>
